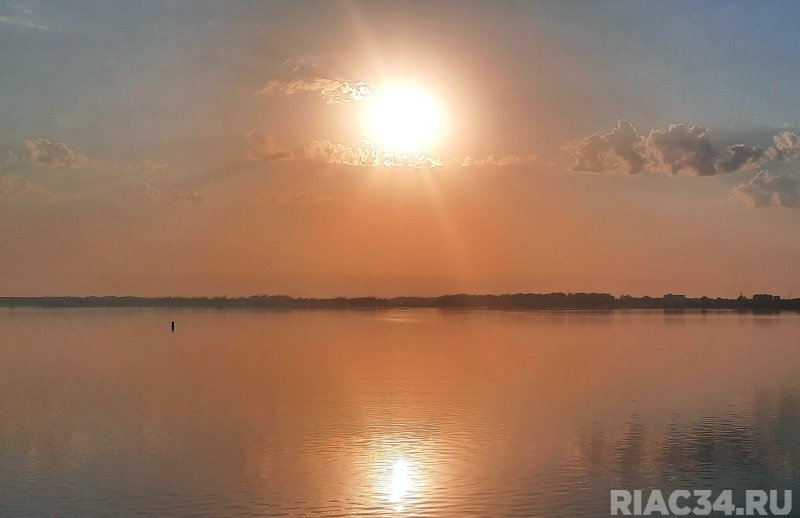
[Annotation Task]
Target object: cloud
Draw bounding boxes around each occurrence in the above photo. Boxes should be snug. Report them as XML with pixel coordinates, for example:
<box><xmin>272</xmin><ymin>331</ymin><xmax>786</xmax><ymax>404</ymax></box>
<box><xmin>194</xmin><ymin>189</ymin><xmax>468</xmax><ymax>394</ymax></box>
<box><xmin>172</xmin><ymin>190</ymin><xmax>205</xmax><ymax>207</ymax></box>
<box><xmin>11</xmin><ymin>138</ymin><xmax>89</xmax><ymax>168</ymax></box>
<box><xmin>0</xmin><ymin>15</ymin><xmax>48</xmax><ymax>30</ymax></box>
<box><xmin>0</xmin><ymin>174</ymin><xmax>57</xmax><ymax>202</ymax></box>
<box><xmin>132</xmin><ymin>160</ymin><xmax>170</xmax><ymax>174</ymax></box>
<box><xmin>570</xmin><ymin>120</ymin><xmax>646</xmax><ymax>174</ymax></box>
<box><xmin>255</xmin><ymin>193</ymin><xmax>334</xmax><ymax>206</ymax></box>
<box><xmin>304</xmin><ymin>139</ymin><xmax>443</xmax><ymax>167</ymax></box>
<box><xmin>6</xmin><ymin>138</ymin><xmax>170</xmax><ymax>174</ymax></box>
<box><xmin>647</xmin><ymin>124</ymin><xmax>723</xmax><ymax>176</ymax></box>
<box><xmin>281</xmin><ymin>56</ymin><xmax>322</xmax><ymax>77</ymax></box>
<box><xmin>721</xmin><ymin>144</ymin><xmax>772</xmax><ymax>173</ymax></box>
<box><xmin>461</xmin><ymin>154</ymin><xmax>539</xmax><ymax>167</ymax></box>
<box><xmin>298</xmin><ymin>139</ymin><xmax>367</xmax><ymax>165</ymax></box>
<box><xmin>376</xmin><ymin>149</ymin><xmax>443</xmax><ymax>168</ymax></box>
<box><xmin>260</xmin><ymin>77</ymin><xmax>372</xmax><ymax>104</ymax></box>
<box><xmin>259</xmin><ymin>56</ymin><xmax>372</xmax><ymax>103</ymax></box>
<box><xmin>245</xmin><ymin>132</ymin><xmax>293</xmax><ymax>162</ymax></box>
<box><xmin>735</xmin><ymin>171</ymin><xmax>799</xmax><ymax>208</ymax></box>
<box><xmin>569</xmin><ymin>121</ymin><xmax>799</xmax><ymax>176</ymax></box>
<box><xmin>129</xmin><ymin>184</ymin><xmax>204</xmax><ymax>207</ymax></box>
<box><xmin>131</xmin><ymin>183</ymin><xmax>162</xmax><ymax>206</ymax></box>
<box><xmin>773</xmin><ymin>131</ymin><xmax>800</xmax><ymax>161</ymax></box>
<box><xmin>245</xmin><ymin>132</ymin><xmax>442</xmax><ymax>168</ymax></box>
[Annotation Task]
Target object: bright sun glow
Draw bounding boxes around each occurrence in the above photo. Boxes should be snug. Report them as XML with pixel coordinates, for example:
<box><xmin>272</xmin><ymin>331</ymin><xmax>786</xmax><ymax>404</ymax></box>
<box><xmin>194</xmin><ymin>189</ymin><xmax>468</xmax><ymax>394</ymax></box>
<box><xmin>387</xmin><ymin>458</ymin><xmax>413</xmax><ymax>511</ymax></box>
<box><xmin>364</xmin><ymin>85</ymin><xmax>444</xmax><ymax>153</ymax></box>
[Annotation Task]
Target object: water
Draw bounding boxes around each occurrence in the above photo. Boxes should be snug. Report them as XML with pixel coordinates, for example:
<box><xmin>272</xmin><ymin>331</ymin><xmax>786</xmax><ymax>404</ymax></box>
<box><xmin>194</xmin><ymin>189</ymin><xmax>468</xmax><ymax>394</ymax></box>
<box><xmin>1</xmin><ymin>308</ymin><xmax>799</xmax><ymax>516</ymax></box>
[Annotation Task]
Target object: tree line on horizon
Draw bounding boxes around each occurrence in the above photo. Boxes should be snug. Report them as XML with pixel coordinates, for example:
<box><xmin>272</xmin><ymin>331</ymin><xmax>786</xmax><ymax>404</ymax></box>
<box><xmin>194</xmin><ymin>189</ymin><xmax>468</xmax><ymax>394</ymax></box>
<box><xmin>0</xmin><ymin>292</ymin><xmax>796</xmax><ymax>310</ymax></box>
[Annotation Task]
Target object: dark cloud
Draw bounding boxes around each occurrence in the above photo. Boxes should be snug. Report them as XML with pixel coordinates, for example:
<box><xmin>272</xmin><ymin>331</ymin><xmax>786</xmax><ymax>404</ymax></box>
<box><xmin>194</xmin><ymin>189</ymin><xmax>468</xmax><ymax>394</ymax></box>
<box><xmin>721</xmin><ymin>144</ymin><xmax>772</xmax><ymax>173</ymax></box>
<box><xmin>647</xmin><ymin>124</ymin><xmax>721</xmax><ymax>176</ymax></box>
<box><xmin>245</xmin><ymin>132</ymin><xmax>293</xmax><ymax>162</ymax></box>
<box><xmin>735</xmin><ymin>171</ymin><xmax>799</xmax><ymax>208</ymax></box>
<box><xmin>569</xmin><ymin>121</ymin><xmax>799</xmax><ymax>176</ymax></box>
<box><xmin>12</xmin><ymin>138</ymin><xmax>89</xmax><ymax>168</ymax></box>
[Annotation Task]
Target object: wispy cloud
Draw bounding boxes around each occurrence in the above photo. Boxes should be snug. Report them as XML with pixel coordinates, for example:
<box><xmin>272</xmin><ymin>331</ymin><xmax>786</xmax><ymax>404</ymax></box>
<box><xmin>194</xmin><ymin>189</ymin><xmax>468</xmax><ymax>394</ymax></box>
<box><xmin>0</xmin><ymin>14</ymin><xmax>48</xmax><ymax>30</ymax></box>
<box><xmin>9</xmin><ymin>138</ymin><xmax>89</xmax><ymax>168</ymax></box>
<box><xmin>131</xmin><ymin>182</ymin><xmax>162</xmax><ymax>206</ymax></box>
<box><xmin>260</xmin><ymin>77</ymin><xmax>372</xmax><ymax>104</ymax></box>
<box><xmin>128</xmin><ymin>160</ymin><xmax>171</xmax><ymax>174</ymax></box>
<box><xmin>259</xmin><ymin>57</ymin><xmax>372</xmax><ymax>104</ymax></box>
<box><xmin>6</xmin><ymin>138</ymin><xmax>172</xmax><ymax>174</ymax></box>
<box><xmin>171</xmin><ymin>190</ymin><xmax>204</xmax><ymax>207</ymax></box>
<box><xmin>255</xmin><ymin>193</ymin><xmax>334</xmax><ymax>206</ymax></box>
<box><xmin>127</xmin><ymin>183</ymin><xmax>205</xmax><ymax>208</ymax></box>
<box><xmin>244</xmin><ymin>132</ymin><xmax>442</xmax><ymax>168</ymax></box>
<box><xmin>461</xmin><ymin>154</ymin><xmax>538</xmax><ymax>167</ymax></box>
<box><xmin>0</xmin><ymin>174</ymin><xmax>68</xmax><ymax>204</ymax></box>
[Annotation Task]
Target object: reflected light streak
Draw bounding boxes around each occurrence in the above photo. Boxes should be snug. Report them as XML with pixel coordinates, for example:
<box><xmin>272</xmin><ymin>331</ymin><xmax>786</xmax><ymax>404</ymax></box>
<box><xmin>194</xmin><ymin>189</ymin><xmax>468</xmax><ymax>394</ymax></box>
<box><xmin>388</xmin><ymin>458</ymin><xmax>414</xmax><ymax>511</ymax></box>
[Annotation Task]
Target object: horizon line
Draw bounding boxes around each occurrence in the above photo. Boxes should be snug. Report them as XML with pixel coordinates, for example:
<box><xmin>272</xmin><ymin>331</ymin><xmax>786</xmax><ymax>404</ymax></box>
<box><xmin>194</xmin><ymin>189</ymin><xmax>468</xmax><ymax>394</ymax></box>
<box><xmin>0</xmin><ymin>291</ymin><xmax>789</xmax><ymax>300</ymax></box>
<box><xmin>0</xmin><ymin>292</ymin><xmax>794</xmax><ymax>311</ymax></box>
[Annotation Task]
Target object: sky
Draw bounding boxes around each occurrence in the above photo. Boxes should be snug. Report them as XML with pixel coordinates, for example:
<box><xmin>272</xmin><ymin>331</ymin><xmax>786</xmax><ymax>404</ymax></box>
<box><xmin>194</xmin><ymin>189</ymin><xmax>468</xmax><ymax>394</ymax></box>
<box><xmin>2</xmin><ymin>0</ymin><xmax>800</xmax><ymax>298</ymax></box>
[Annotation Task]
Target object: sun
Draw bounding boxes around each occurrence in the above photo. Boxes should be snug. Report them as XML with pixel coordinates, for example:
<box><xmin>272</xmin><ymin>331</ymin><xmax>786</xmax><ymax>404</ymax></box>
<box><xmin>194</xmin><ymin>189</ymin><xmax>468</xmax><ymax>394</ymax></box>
<box><xmin>363</xmin><ymin>85</ymin><xmax>444</xmax><ymax>154</ymax></box>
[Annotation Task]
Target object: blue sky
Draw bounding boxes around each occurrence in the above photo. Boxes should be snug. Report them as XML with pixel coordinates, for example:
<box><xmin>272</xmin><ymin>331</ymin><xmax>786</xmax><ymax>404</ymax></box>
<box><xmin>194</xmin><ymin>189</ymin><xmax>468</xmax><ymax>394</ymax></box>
<box><xmin>3</xmin><ymin>0</ymin><xmax>799</xmax><ymax>155</ymax></box>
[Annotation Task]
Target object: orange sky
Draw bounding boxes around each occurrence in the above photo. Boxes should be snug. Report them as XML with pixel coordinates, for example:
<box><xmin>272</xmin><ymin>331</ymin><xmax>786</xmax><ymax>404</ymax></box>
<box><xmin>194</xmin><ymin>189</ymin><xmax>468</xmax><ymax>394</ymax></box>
<box><xmin>2</xmin><ymin>1</ymin><xmax>800</xmax><ymax>297</ymax></box>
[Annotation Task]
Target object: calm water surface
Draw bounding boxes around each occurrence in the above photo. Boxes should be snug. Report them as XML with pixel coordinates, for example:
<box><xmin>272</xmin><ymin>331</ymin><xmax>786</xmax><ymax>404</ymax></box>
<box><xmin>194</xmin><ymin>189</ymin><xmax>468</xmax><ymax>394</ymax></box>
<box><xmin>1</xmin><ymin>309</ymin><xmax>799</xmax><ymax>516</ymax></box>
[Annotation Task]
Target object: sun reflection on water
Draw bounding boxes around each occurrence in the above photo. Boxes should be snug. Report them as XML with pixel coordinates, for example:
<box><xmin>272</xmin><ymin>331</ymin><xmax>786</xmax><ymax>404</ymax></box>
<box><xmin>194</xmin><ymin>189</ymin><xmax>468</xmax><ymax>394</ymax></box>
<box><xmin>389</xmin><ymin>458</ymin><xmax>412</xmax><ymax>510</ymax></box>
<box><xmin>381</xmin><ymin>456</ymin><xmax>422</xmax><ymax>513</ymax></box>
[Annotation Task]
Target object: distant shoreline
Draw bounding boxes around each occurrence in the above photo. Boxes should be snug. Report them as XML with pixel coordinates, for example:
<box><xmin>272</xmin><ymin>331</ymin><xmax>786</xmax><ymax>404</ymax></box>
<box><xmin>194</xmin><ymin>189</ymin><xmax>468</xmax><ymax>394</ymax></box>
<box><xmin>0</xmin><ymin>293</ymin><xmax>797</xmax><ymax>311</ymax></box>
